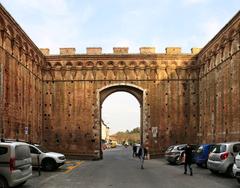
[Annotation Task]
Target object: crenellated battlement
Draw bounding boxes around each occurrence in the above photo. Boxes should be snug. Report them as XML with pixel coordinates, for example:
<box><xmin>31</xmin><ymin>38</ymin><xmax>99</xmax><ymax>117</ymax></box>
<box><xmin>40</xmin><ymin>47</ymin><xmax>202</xmax><ymax>56</ymax></box>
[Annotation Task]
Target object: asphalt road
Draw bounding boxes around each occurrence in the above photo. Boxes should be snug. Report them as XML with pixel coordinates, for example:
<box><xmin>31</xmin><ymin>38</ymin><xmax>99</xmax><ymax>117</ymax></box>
<box><xmin>23</xmin><ymin>147</ymin><xmax>238</xmax><ymax>188</ymax></box>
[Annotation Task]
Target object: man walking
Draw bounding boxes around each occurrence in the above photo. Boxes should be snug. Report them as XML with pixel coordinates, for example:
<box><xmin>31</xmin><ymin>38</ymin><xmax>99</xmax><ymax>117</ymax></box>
<box><xmin>132</xmin><ymin>144</ymin><xmax>137</xmax><ymax>157</ymax></box>
<box><xmin>183</xmin><ymin>144</ymin><xmax>193</xmax><ymax>176</ymax></box>
<box><xmin>138</xmin><ymin>145</ymin><xmax>147</xmax><ymax>169</ymax></box>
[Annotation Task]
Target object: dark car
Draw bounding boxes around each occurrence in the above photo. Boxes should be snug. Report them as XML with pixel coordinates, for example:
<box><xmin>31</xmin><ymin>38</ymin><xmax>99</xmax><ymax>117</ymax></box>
<box><xmin>194</xmin><ymin>144</ymin><xmax>215</xmax><ymax>168</ymax></box>
<box><xmin>165</xmin><ymin>144</ymin><xmax>187</xmax><ymax>165</ymax></box>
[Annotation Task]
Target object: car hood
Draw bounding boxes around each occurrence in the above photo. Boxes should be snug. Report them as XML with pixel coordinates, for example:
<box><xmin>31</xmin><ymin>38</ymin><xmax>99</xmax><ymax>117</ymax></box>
<box><xmin>45</xmin><ymin>152</ymin><xmax>65</xmax><ymax>157</ymax></box>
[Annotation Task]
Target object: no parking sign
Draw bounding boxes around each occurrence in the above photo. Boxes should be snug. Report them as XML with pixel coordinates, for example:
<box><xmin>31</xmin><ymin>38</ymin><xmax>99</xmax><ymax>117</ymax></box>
<box><xmin>24</xmin><ymin>127</ymin><xmax>28</xmax><ymax>135</ymax></box>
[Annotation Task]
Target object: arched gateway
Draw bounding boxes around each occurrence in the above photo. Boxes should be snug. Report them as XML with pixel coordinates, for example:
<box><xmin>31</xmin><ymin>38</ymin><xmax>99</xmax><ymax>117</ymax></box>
<box><xmin>98</xmin><ymin>84</ymin><xmax>147</xmax><ymax>158</ymax></box>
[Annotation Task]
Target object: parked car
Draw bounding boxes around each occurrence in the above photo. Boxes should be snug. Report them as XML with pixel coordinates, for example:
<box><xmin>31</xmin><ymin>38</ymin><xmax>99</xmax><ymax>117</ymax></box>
<box><xmin>0</xmin><ymin>141</ymin><xmax>32</xmax><ymax>188</ymax></box>
<box><xmin>29</xmin><ymin>144</ymin><xmax>66</xmax><ymax>171</ymax></box>
<box><xmin>233</xmin><ymin>152</ymin><xmax>240</xmax><ymax>183</ymax></box>
<box><xmin>165</xmin><ymin>144</ymin><xmax>187</xmax><ymax>164</ymax></box>
<box><xmin>207</xmin><ymin>142</ymin><xmax>240</xmax><ymax>177</ymax></box>
<box><xmin>195</xmin><ymin>144</ymin><xmax>215</xmax><ymax>168</ymax></box>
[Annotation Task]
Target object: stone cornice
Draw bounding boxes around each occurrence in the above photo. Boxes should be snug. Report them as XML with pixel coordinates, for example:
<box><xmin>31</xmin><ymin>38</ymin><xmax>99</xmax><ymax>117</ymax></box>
<box><xmin>45</xmin><ymin>53</ymin><xmax>197</xmax><ymax>61</ymax></box>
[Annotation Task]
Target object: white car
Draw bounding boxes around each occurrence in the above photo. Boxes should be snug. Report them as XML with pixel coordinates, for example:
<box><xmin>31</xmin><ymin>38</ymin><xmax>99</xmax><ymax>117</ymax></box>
<box><xmin>0</xmin><ymin>141</ymin><xmax>32</xmax><ymax>188</ymax></box>
<box><xmin>233</xmin><ymin>152</ymin><xmax>240</xmax><ymax>183</ymax></box>
<box><xmin>29</xmin><ymin>144</ymin><xmax>66</xmax><ymax>171</ymax></box>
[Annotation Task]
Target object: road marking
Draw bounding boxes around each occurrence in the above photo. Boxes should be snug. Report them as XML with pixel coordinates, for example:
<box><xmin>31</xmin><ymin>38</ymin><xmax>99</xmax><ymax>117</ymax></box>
<box><xmin>64</xmin><ymin>161</ymin><xmax>83</xmax><ymax>174</ymax></box>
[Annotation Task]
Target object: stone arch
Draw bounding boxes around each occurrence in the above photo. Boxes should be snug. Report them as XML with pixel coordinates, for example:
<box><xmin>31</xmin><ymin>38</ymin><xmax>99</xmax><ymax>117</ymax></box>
<box><xmin>15</xmin><ymin>34</ymin><xmax>22</xmax><ymax>47</ymax></box>
<box><xmin>76</xmin><ymin>61</ymin><xmax>83</xmax><ymax>68</ymax></box>
<box><xmin>128</xmin><ymin>61</ymin><xmax>137</xmax><ymax>67</ymax></box>
<box><xmin>86</xmin><ymin>61</ymin><xmax>94</xmax><ymax>67</ymax></box>
<box><xmin>96</xmin><ymin>61</ymin><xmax>104</xmax><ymax>67</ymax></box>
<box><xmin>66</xmin><ymin>61</ymin><xmax>73</xmax><ymax>68</ymax></box>
<box><xmin>35</xmin><ymin>55</ymin><xmax>40</xmax><ymax>64</ymax></box>
<box><xmin>29</xmin><ymin>49</ymin><xmax>35</xmax><ymax>58</ymax></box>
<box><xmin>53</xmin><ymin>62</ymin><xmax>62</xmax><ymax>69</ymax></box>
<box><xmin>6</xmin><ymin>25</ymin><xmax>14</xmax><ymax>37</ymax></box>
<box><xmin>106</xmin><ymin>61</ymin><xmax>115</xmax><ymax>68</ymax></box>
<box><xmin>118</xmin><ymin>61</ymin><xmax>126</xmax><ymax>68</ymax></box>
<box><xmin>96</xmin><ymin>83</ymin><xmax>149</xmax><ymax>158</ymax></box>
<box><xmin>45</xmin><ymin>62</ymin><xmax>52</xmax><ymax>69</ymax></box>
<box><xmin>0</xmin><ymin>15</ymin><xmax>5</xmax><ymax>30</ymax></box>
<box><xmin>23</xmin><ymin>42</ymin><xmax>29</xmax><ymax>54</ymax></box>
<box><xmin>139</xmin><ymin>61</ymin><xmax>147</xmax><ymax>68</ymax></box>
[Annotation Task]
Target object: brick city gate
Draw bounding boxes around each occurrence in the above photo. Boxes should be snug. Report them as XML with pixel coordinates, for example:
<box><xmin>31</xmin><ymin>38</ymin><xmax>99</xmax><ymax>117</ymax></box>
<box><xmin>0</xmin><ymin>5</ymin><xmax>239</xmax><ymax>159</ymax></box>
<box><xmin>41</xmin><ymin>47</ymin><xmax>200</xmax><ymax>159</ymax></box>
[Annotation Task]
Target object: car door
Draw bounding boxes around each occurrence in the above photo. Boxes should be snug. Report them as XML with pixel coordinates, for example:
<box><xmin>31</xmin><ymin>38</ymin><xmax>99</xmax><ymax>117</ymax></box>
<box><xmin>29</xmin><ymin>146</ymin><xmax>40</xmax><ymax>166</ymax></box>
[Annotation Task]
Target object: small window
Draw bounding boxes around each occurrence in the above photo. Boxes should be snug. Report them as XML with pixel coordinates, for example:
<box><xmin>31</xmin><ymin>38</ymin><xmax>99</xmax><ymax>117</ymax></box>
<box><xmin>0</xmin><ymin>147</ymin><xmax>8</xmax><ymax>155</ymax></box>
<box><xmin>30</xmin><ymin>146</ymin><xmax>40</xmax><ymax>154</ymax></box>
<box><xmin>233</xmin><ymin>144</ymin><xmax>240</xmax><ymax>153</ymax></box>
<box><xmin>212</xmin><ymin>144</ymin><xmax>226</xmax><ymax>153</ymax></box>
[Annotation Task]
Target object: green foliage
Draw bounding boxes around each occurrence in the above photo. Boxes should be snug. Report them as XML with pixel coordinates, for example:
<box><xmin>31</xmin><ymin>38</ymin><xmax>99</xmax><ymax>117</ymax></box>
<box><xmin>112</xmin><ymin>127</ymin><xmax>140</xmax><ymax>144</ymax></box>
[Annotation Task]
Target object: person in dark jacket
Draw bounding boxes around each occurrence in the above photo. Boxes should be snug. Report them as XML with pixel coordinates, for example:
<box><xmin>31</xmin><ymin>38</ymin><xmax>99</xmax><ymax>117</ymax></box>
<box><xmin>183</xmin><ymin>144</ymin><xmax>193</xmax><ymax>176</ymax></box>
<box><xmin>138</xmin><ymin>145</ymin><xmax>148</xmax><ymax>169</ymax></box>
<box><xmin>132</xmin><ymin>144</ymin><xmax>137</xmax><ymax>157</ymax></box>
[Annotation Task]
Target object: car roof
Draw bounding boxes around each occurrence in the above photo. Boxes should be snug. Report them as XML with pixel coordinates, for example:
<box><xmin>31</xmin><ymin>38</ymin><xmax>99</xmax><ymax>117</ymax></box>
<box><xmin>0</xmin><ymin>141</ymin><xmax>29</xmax><ymax>146</ymax></box>
<box><xmin>216</xmin><ymin>141</ymin><xmax>240</xmax><ymax>145</ymax></box>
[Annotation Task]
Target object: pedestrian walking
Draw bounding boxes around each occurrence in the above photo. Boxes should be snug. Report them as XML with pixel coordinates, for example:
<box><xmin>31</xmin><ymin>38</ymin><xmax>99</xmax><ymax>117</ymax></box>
<box><xmin>183</xmin><ymin>144</ymin><xmax>193</xmax><ymax>176</ymax></box>
<box><xmin>137</xmin><ymin>145</ymin><xmax>148</xmax><ymax>169</ymax></box>
<box><xmin>132</xmin><ymin>144</ymin><xmax>137</xmax><ymax>157</ymax></box>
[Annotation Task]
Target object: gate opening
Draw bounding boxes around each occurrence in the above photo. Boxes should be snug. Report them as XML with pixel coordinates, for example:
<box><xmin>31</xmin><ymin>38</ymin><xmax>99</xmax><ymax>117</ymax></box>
<box><xmin>98</xmin><ymin>84</ymin><xmax>145</xmax><ymax>159</ymax></box>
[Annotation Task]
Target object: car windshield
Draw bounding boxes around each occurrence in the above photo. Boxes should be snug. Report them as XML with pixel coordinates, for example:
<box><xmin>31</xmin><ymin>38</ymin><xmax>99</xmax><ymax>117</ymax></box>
<box><xmin>166</xmin><ymin>146</ymin><xmax>174</xmax><ymax>151</ymax></box>
<box><xmin>36</xmin><ymin>145</ymin><xmax>49</xmax><ymax>153</ymax></box>
<box><xmin>197</xmin><ymin>146</ymin><xmax>203</xmax><ymax>153</ymax></box>
<box><xmin>176</xmin><ymin>145</ymin><xmax>186</xmax><ymax>150</ymax></box>
<box><xmin>212</xmin><ymin>144</ymin><xmax>226</xmax><ymax>153</ymax></box>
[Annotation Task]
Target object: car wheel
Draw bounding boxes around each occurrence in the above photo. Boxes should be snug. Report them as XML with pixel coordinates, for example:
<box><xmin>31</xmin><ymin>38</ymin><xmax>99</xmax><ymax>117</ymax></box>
<box><xmin>42</xmin><ymin>159</ymin><xmax>56</xmax><ymax>171</ymax></box>
<box><xmin>0</xmin><ymin>176</ymin><xmax>9</xmax><ymax>188</ymax></box>
<box><xmin>226</xmin><ymin>165</ymin><xmax>234</xmax><ymax>177</ymax></box>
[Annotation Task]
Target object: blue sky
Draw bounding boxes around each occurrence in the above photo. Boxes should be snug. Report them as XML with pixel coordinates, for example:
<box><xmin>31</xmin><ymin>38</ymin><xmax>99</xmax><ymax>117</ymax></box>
<box><xmin>1</xmin><ymin>0</ymin><xmax>239</xmax><ymax>134</ymax></box>
<box><xmin>1</xmin><ymin>0</ymin><xmax>239</xmax><ymax>54</ymax></box>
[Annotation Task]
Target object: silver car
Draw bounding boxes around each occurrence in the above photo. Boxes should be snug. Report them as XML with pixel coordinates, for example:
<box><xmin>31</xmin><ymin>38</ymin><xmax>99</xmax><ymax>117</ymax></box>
<box><xmin>165</xmin><ymin>144</ymin><xmax>187</xmax><ymax>164</ymax></box>
<box><xmin>0</xmin><ymin>141</ymin><xmax>32</xmax><ymax>188</ymax></box>
<box><xmin>207</xmin><ymin>142</ymin><xmax>240</xmax><ymax>176</ymax></box>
